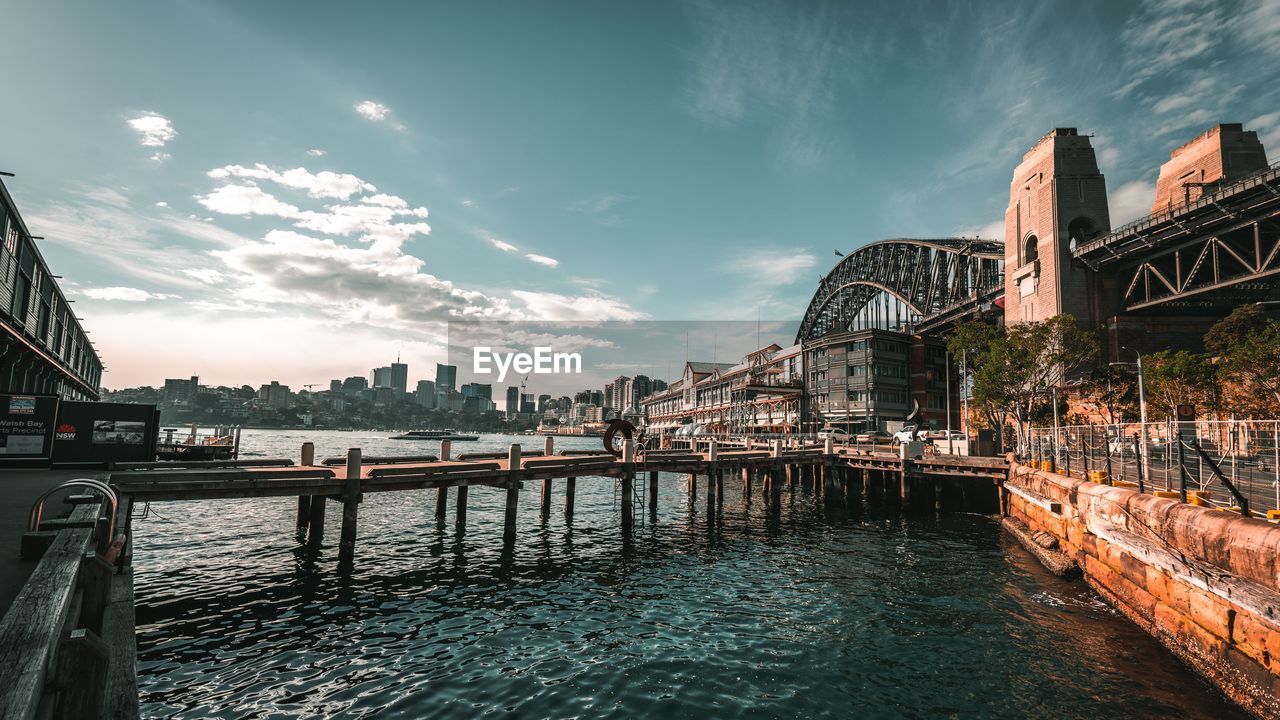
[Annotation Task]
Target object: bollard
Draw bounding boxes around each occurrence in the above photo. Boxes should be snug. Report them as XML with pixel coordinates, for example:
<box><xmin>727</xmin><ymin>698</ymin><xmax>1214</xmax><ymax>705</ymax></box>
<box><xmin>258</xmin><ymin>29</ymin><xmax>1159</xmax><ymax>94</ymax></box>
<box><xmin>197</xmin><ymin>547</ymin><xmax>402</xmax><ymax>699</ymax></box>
<box><xmin>565</xmin><ymin>476</ymin><xmax>577</xmax><ymax>519</ymax></box>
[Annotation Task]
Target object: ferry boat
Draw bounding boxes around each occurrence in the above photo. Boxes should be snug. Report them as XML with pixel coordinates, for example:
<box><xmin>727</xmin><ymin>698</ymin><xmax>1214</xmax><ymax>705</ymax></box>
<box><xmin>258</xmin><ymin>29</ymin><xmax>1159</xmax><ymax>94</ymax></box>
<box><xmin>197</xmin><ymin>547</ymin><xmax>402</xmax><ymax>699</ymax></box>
<box><xmin>156</xmin><ymin>426</ymin><xmax>240</xmax><ymax>461</ymax></box>
<box><xmin>390</xmin><ymin>429</ymin><xmax>479</xmax><ymax>441</ymax></box>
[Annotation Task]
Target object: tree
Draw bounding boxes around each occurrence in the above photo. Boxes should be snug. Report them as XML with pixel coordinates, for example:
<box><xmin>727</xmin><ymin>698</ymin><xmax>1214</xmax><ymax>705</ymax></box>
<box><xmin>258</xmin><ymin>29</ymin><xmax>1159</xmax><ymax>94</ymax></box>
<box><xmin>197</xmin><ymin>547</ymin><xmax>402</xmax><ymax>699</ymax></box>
<box><xmin>1141</xmin><ymin>350</ymin><xmax>1218</xmax><ymax>419</ymax></box>
<box><xmin>1205</xmin><ymin>305</ymin><xmax>1280</xmax><ymax>416</ymax></box>
<box><xmin>946</xmin><ymin>314</ymin><xmax>1098</xmax><ymax>452</ymax></box>
<box><xmin>1081</xmin><ymin>363</ymin><xmax>1138</xmax><ymax>424</ymax></box>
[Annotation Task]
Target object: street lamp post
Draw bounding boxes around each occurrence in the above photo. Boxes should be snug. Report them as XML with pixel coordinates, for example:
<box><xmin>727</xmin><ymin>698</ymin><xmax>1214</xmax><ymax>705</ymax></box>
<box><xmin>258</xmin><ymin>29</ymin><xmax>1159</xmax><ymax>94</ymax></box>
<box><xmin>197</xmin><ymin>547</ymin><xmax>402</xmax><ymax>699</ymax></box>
<box><xmin>1111</xmin><ymin>347</ymin><xmax>1149</xmax><ymax>482</ymax></box>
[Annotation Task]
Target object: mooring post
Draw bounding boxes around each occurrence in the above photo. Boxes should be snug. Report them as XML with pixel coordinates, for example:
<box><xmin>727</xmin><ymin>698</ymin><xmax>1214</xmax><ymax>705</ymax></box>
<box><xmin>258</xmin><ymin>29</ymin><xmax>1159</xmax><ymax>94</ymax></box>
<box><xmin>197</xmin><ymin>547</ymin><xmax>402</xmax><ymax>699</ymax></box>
<box><xmin>541</xmin><ymin>436</ymin><xmax>554</xmax><ymax>518</ymax></box>
<box><xmin>297</xmin><ymin>442</ymin><xmax>314</xmax><ymax>535</ymax></box>
<box><xmin>436</xmin><ymin>440</ymin><xmax>451</xmax><ymax>521</ymax></box>
<box><xmin>504</xmin><ymin>444</ymin><xmax>521</xmax><ymax>542</ymax></box>
<box><xmin>742</xmin><ymin>466</ymin><xmax>752</xmax><ymax>502</ymax></box>
<box><xmin>823</xmin><ymin>436</ymin><xmax>835</xmax><ymax>495</ymax></box>
<box><xmin>706</xmin><ymin>439</ymin><xmax>718</xmax><ymax>513</ymax></box>
<box><xmin>688</xmin><ymin>473</ymin><xmax>697</xmax><ymax>502</ymax></box>
<box><xmin>565</xmin><ymin>476</ymin><xmax>576</xmax><ymax>519</ymax></box>
<box><xmin>338</xmin><ymin>447</ymin><xmax>362</xmax><ymax>567</ymax></box>
<box><xmin>648</xmin><ymin>470</ymin><xmax>659</xmax><ymax>513</ymax></box>
<box><xmin>934</xmin><ymin>479</ymin><xmax>943</xmax><ymax>514</ymax></box>
<box><xmin>622</xmin><ymin>440</ymin><xmax>635</xmax><ymax>533</ymax></box>
<box><xmin>900</xmin><ymin>462</ymin><xmax>911</xmax><ymax>505</ymax></box>
<box><xmin>771</xmin><ymin>440</ymin><xmax>783</xmax><ymax>507</ymax></box>
<box><xmin>442</xmin><ymin>441</ymin><xmax>467</xmax><ymax>526</ymax></box>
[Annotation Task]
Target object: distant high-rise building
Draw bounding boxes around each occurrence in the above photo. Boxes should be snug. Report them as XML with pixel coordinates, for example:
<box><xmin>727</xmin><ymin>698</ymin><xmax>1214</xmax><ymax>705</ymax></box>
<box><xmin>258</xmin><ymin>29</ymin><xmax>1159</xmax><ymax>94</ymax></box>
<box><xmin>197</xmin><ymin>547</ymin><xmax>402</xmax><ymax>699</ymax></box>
<box><xmin>163</xmin><ymin>376</ymin><xmax>199</xmax><ymax>404</ymax></box>
<box><xmin>506</xmin><ymin>386</ymin><xmax>521</xmax><ymax>416</ymax></box>
<box><xmin>520</xmin><ymin>393</ymin><xmax>535</xmax><ymax>414</ymax></box>
<box><xmin>416</xmin><ymin>380</ymin><xmax>436</xmax><ymax>407</ymax></box>
<box><xmin>651</xmin><ymin>378</ymin><xmax>668</xmax><ymax>393</ymax></box>
<box><xmin>603</xmin><ymin>385</ymin><xmax>613</xmax><ymax>411</ymax></box>
<box><xmin>342</xmin><ymin>376</ymin><xmax>368</xmax><ymax>396</ymax></box>
<box><xmin>537</xmin><ymin>394</ymin><xmax>551</xmax><ymax>413</ymax></box>
<box><xmin>589</xmin><ymin>390</ymin><xmax>603</xmax><ymax>406</ymax></box>
<box><xmin>390</xmin><ymin>361</ymin><xmax>408</xmax><ymax>395</ymax></box>
<box><xmin>371</xmin><ymin>366</ymin><xmax>393</xmax><ymax>388</ymax></box>
<box><xmin>258</xmin><ymin>381</ymin><xmax>292</xmax><ymax>409</ymax></box>
<box><xmin>436</xmin><ymin>363</ymin><xmax>457</xmax><ymax>394</ymax></box>
<box><xmin>462</xmin><ymin>383</ymin><xmax>492</xmax><ymax>401</ymax></box>
<box><xmin>609</xmin><ymin>376</ymin><xmax>630</xmax><ymax>413</ymax></box>
<box><xmin>329</xmin><ymin>379</ymin><xmax>342</xmax><ymax>393</ymax></box>
<box><xmin>630</xmin><ymin>375</ymin><xmax>652</xmax><ymax>412</ymax></box>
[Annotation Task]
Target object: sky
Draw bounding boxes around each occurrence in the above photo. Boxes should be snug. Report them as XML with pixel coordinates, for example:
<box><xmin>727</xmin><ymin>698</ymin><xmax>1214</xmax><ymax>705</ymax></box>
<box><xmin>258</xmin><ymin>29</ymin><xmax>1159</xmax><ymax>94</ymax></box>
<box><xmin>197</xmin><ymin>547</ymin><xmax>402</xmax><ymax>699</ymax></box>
<box><xmin>1</xmin><ymin>0</ymin><xmax>1277</xmax><ymax>392</ymax></box>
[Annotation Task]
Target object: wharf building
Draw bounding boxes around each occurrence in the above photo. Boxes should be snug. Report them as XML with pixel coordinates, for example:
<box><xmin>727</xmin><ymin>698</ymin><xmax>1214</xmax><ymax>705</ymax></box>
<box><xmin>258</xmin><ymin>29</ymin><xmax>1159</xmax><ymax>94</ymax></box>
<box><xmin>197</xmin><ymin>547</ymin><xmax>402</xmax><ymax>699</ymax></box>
<box><xmin>0</xmin><ymin>177</ymin><xmax>102</xmax><ymax>399</ymax></box>
<box><xmin>641</xmin><ymin>345</ymin><xmax>802</xmax><ymax>434</ymax></box>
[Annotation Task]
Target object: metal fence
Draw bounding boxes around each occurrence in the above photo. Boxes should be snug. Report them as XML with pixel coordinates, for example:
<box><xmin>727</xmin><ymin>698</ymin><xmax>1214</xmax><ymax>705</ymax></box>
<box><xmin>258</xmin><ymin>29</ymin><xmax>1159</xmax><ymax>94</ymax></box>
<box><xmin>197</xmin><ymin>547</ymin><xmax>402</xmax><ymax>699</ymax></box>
<box><xmin>1026</xmin><ymin>420</ymin><xmax>1280</xmax><ymax>516</ymax></box>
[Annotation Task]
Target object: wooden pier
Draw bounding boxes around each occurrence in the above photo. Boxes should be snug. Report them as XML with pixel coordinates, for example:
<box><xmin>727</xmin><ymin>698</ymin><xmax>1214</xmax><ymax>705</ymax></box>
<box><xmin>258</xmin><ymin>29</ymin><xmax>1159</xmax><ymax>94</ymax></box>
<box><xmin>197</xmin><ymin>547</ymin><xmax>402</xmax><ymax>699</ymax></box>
<box><xmin>0</xmin><ymin>437</ymin><xmax>1005</xmax><ymax>719</ymax></box>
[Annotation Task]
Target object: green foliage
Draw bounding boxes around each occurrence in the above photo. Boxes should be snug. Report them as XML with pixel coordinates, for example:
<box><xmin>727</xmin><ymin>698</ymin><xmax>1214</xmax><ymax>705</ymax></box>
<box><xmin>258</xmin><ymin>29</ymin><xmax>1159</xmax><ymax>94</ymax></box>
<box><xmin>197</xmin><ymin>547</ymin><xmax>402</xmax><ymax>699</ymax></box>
<box><xmin>946</xmin><ymin>314</ymin><xmax>1098</xmax><ymax>450</ymax></box>
<box><xmin>1142</xmin><ymin>350</ymin><xmax>1217</xmax><ymax>418</ymax></box>
<box><xmin>1204</xmin><ymin>304</ymin><xmax>1280</xmax><ymax>415</ymax></box>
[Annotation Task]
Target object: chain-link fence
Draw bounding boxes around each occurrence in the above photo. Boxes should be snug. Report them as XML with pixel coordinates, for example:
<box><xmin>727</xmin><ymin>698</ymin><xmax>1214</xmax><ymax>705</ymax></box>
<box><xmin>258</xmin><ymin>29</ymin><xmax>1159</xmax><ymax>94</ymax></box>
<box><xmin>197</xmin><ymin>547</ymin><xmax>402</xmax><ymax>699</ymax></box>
<box><xmin>1026</xmin><ymin>420</ymin><xmax>1280</xmax><ymax>516</ymax></box>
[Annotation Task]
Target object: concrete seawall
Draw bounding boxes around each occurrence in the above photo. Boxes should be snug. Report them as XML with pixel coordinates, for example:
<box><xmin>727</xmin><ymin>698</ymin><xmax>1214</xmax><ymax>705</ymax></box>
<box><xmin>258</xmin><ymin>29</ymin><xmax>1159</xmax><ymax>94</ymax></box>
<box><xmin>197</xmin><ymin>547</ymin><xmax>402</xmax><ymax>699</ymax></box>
<box><xmin>1003</xmin><ymin>458</ymin><xmax>1280</xmax><ymax>719</ymax></box>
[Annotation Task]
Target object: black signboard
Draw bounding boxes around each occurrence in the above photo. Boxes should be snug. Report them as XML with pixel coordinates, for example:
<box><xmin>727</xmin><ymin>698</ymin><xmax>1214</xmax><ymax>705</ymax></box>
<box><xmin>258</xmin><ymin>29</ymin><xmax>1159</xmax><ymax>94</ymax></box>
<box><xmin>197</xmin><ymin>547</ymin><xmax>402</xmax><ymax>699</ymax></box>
<box><xmin>51</xmin><ymin>401</ymin><xmax>160</xmax><ymax>466</ymax></box>
<box><xmin>0</xmin><ymin>394</ymin><xmax>58</xmax><ymax>464</ymax></box>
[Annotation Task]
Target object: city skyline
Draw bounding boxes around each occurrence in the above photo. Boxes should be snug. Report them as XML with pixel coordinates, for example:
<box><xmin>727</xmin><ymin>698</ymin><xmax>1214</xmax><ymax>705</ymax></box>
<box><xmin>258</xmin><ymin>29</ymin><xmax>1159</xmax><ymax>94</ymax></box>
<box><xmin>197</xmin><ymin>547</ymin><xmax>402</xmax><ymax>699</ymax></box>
<box><xmin>2</xmin><ymin>1</ymin><xmax>1278</xmax><ymax>388</ymax></box>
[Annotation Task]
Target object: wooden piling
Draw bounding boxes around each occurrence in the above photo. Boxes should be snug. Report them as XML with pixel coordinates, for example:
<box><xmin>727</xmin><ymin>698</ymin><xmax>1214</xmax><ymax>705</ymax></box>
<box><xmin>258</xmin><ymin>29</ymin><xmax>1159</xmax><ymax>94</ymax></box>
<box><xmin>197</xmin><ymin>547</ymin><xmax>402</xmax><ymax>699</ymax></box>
<box><xmin>542</xmin><ymin>437</ymin><xmax>555</xmax><ymax>518</ymax></box>
<box><xmin>307</xmin><ymin>494</ymin><xmax>326</xmax><ymax>548</ymax></box>
<box><xmin>338</xmin><ymin>448</ymin><xmax>362</xmax><ymax>566</ymax></box>
<box><xmin>741</xmin><ymin>467</ymin><xmax>751</xmax><ymax>500</ymax></box>
<box><xmin>435</xmin><ymin>440</ymin><xmax>452</xmax><ymax>520</ymax></box>
<box><xmin>770</xmin><ymin>441</ymin><xmax>783</xmax><ymax>507</ymax></box>
<box><xmin>504</xmin><ymin>444</ymin><xmax>521</xmax><ymax>542</ymax></box>
<box><xmin>687</xmin><ymin>473</ymin><xmax>697</xmax><ymax>501</ymax></box>
<box><xmin>565</xmin><ymin>476</ymin><xmax>576</xmax><ymax>519</ymax></box>
<box><xmin>648</xmin><ymin>470</ymin><xmax>659</xmax><ymax>513</ymax></box>
<box><xmin>621</xmin><ymin>440</ymin><xmax>635</xmax><ymax>533</ymax></box>
<box><xmin>297</xmin><ymin>442</ymin><xmax>314</xmax><ymax>535</ymax></box>
<box><xmin>706</xmin><ymin>441</ymin><xmax>718</xmax><ymax>513</ymax></box>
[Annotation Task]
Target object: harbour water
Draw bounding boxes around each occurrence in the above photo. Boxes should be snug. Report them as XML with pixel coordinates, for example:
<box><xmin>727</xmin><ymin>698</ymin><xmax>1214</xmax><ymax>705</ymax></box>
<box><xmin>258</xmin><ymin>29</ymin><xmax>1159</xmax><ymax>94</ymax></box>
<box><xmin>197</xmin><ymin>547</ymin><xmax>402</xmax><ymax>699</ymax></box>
<box><xmin>132</xmin><ymin>430</ymin><xmax>1246</xmax><ymax>718</ymax></box>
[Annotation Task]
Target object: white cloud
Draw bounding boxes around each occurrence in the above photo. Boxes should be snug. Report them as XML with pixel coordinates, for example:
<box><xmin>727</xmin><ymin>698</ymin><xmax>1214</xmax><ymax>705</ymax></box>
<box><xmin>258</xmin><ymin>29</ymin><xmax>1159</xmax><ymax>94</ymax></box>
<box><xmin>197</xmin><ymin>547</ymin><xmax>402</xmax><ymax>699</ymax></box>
<box><xmin>150</xmin><ymin>152</ymin><xmax>172</xmax><ymax>162</ymax></box>
<box><xmin>197</xmin><ymin>184</ymin><xmax>303</xmax><ymax>218</ymax></box>
<box><xmin>568</xmin><ymin>193</ymin><xmax>632</xmax><ymax>214</ymax></box>
<box><xmin>154</xmin><ymin>201</ymin><xmax>168</xmax><ymax>208</ymax></box>
<box><xmin>461</xmin><ymin>199</ymin><xmax>478</xmax><ymax>209</ymax></box>
<box><xmin>726</xmin><ymin>248</ymin><xmax>816</xmax><ymax>287</ymax></box>
<box><xmin>181</xmin><ymin>269</ymin><xmax>228</xmax><ymax>285</ymax></box>
<box><xmin>82</xmin><ymin>286</ymin><xmax>176</xmax><ymax>302</ymax></box>
<box><xmin>127</xmin><ymin>112</ymin><xmax>177</xmax><ymax>147</ymax></box>
<box><xmin>952</xmin><ymin>220</ymin><xmax>1005</xmax><ymax>241</ymax></box>
<box><xmin>526</xmin><ymin>253</ymin><xmax>559</xmax><ymax>267</ymax></box>
<box><xmin>306</xmin><ymin>148</ymin><xmax>327</xmax><ymax>157</ymax></box>
<box><xmin>208</xmin><ymin>164</ymin><xmax>376</xmax><ymax>199</ymax></box>
<box><xmin>491</xmin><ymin>238</ymin><xmax>517</xmax><ymax>252</ymax></box>
<box><xmin>1252</xmin><ymin>112</ymin><xmax>1280</xmax><ymax>155</ymax></box>
<box><xmin>510</xmin><ymin>290</ymin><xmax>644</xmax><ymax>321</ymax></box>
<box><xmin>1109</xmin><ymin>180</ymin><xmax>1156</xmax><ymax>226</ymax></box>
<box><xmin>354</xmin><ymin>101</ymin><xmax>391</xmax><ymax>121</ymax></box>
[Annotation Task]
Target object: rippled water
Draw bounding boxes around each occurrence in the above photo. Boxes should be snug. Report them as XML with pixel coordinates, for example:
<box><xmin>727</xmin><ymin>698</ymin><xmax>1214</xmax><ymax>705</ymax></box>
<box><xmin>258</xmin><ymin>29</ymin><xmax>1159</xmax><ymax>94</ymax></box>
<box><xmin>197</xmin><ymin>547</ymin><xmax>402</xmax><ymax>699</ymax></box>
<box><xmin>133</xmin><ymin>430</ymin><xmax>1247</xmax><ymax>719</ymax></box>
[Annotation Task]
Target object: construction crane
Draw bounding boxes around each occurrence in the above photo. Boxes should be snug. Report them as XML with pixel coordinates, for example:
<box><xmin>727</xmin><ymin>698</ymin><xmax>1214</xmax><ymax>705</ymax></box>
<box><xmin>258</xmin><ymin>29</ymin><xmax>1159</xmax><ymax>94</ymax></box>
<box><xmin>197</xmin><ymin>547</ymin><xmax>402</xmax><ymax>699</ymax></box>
<box><xmin>302</xmin><ymin>383</ymin><xmax>322</xmax><ymax>392</ymax></box>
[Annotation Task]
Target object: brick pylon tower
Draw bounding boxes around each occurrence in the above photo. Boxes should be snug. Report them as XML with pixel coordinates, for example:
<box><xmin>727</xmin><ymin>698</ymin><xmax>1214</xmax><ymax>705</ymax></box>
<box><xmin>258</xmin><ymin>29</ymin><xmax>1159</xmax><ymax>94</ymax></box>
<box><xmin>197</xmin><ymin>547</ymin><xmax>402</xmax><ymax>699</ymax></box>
<box><xmin>1003</xmin><ymin>128</ymin><xmax>1112</xmax><ymax>328</ymax></box>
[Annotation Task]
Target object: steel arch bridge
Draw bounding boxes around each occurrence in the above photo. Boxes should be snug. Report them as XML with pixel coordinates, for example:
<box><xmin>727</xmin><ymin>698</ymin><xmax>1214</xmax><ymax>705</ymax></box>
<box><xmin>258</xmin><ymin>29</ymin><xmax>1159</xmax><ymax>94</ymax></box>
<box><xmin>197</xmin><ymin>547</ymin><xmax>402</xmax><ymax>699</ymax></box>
<box><xmin>797</xmin><ymin>238</ymin><xmax>1004</xmax><ymax>342</ymax></box>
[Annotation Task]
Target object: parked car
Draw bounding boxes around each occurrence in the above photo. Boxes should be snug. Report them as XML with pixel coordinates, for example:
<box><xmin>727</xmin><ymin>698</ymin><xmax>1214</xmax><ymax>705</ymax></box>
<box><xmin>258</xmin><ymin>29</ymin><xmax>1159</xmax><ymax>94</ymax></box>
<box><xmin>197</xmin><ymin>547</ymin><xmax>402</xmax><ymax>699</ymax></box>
<box><xmin>928</xmin><ymin>430</ymin><xmax>966</xmax><ymax>442</ymax></box>
<box><xmin>892</xmin><ymin>424</ymin><xmax>928</xmax><ymax>444</ymax></box>
<box><xmin>817</xmin><ymin>427</ymin><xmax>851</xmax><ymax>442</ymax></box>
<box><xmin>855</xmin><ymin>430</ymin><xmax>893</xmax><ymax>444</ymax></box>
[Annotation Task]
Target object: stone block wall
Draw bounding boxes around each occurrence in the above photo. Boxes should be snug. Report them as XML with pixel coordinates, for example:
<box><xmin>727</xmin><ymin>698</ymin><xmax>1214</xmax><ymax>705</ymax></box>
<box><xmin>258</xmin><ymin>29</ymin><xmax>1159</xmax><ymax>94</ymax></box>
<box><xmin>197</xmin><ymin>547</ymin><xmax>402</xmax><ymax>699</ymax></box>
<box><xmin>1005</xmin><ymin>460</ymin><xmax>1280</xmax><ymax>719</ymax></box>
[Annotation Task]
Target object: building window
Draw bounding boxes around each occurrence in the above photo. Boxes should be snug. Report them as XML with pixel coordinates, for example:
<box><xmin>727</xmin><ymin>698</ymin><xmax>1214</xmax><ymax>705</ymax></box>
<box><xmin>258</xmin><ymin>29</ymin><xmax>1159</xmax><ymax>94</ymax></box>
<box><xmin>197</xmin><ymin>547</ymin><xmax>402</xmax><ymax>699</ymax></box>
<box><xmin>1023</xmin><ymin>235</ymin><xmax>1038</xmax><ymax>264</ymax></box>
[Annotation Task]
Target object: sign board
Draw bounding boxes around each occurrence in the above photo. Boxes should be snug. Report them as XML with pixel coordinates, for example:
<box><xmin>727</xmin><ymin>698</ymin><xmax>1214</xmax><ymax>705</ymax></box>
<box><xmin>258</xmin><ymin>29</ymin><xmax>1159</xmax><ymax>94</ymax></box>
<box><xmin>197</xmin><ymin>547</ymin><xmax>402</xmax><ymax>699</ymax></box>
<box><xmin>0</xmin><ymin>394</ymin><xmax>58</xmax><ymax>463</ymax></box>
<box><xmin>1176</xmin><ymin>404</ymin><xmax>1196</xmax><ymax>422</ymax></box>
<box><xmin>51</xmin><ymin>401</ymin><xmax>160</xmax><ymax>466</ymax></box>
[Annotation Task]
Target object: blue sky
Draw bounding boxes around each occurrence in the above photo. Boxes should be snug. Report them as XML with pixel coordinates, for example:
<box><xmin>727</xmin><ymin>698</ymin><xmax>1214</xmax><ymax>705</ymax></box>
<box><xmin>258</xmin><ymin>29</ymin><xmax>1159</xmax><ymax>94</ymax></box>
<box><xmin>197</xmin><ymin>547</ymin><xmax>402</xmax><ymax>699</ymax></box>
<box><xmin>2</xmin><ymin>0</ymin><xmax>1277</xmax><ymax>390</ymax></box>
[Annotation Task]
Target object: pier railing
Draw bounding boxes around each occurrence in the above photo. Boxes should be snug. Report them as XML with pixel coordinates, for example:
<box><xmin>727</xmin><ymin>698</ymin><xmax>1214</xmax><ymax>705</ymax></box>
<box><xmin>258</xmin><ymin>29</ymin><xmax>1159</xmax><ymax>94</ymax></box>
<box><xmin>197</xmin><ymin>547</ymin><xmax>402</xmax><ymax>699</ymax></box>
<box><xmin>1026</xmin><ymin>420</ymin><xmax>1280</xmax><ymax>515</ymax></box>
<box><xmin>0</xmin><ymin>493</ymin><xmax>136</xmax><ymax>719</ymax></box>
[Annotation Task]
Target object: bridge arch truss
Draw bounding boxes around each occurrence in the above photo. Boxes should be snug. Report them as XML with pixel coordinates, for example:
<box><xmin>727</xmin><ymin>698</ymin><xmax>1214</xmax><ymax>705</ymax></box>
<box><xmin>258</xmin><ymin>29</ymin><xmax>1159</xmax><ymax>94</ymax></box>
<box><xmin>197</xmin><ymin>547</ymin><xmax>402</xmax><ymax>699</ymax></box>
<box><xmin>797</xmin><ymin>238</ymin><xmax>1004</xmax><ymax>342</ymax></box>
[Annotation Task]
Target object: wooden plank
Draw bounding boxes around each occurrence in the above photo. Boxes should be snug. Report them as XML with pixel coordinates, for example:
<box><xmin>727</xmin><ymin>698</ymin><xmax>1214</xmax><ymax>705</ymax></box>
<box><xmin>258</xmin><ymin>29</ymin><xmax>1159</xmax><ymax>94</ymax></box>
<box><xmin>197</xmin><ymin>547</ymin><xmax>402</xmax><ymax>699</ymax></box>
<box><xmin>323</xmin><ymin>454</ymin><xmax>437</xmax><ymax>466</ymax></box>
<box><xmin>109</xmin><ymin>458</ymin><xmax>293</xmax><ymax>470</ymax></box>
<box><xmin>101</xmin><ymin>568</ymin><xmax>138</xmax><ymax>720</ymax></box>
<box><xmin>0</xmin><ymin>505</ymin><xmax>97</xmax><ymax>720</ymax></box>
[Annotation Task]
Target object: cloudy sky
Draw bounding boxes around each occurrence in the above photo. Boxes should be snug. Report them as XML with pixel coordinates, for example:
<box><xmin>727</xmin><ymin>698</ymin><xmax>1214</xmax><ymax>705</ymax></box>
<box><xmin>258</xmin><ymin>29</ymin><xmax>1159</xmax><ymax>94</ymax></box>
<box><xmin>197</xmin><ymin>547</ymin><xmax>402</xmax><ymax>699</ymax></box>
<box><xmin>2</xmin><ymin>0</ymin><xmax>1277</xmax><ymax>390</ymax></box>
